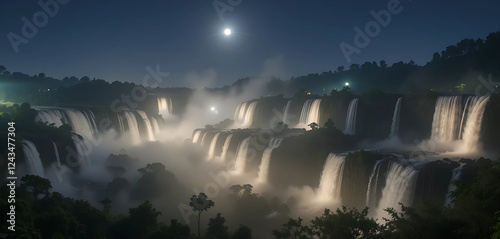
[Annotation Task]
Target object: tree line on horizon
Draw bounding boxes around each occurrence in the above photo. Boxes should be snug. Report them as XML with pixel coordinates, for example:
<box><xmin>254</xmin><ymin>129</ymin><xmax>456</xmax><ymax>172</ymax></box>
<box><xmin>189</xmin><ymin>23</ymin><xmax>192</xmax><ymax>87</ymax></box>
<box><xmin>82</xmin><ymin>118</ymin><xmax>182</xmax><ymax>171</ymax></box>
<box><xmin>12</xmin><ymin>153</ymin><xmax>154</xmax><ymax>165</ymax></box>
<box><xmin>0</xmin><ymin>32</ymin><xmax>499</xmax><ymax>105</ymax></box>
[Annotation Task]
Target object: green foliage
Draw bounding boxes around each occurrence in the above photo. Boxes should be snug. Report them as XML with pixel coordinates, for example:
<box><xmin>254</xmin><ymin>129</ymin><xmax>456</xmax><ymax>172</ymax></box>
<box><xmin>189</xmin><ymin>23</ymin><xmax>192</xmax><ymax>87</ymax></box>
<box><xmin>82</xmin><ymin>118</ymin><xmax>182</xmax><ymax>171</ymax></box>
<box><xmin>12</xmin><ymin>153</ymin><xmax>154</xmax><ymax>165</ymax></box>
<box><xmin>132</xmin><ymin>162</ymin><xmax>177</xmax><ymax>199</ymax></box>
<box><xmin>108</xmin><ymin>200</ymin><xmax>162</xmax><ymax>239</ymax></box>
<box><xmin>311</xmin><ymin>207</ymin><xmax>381</xmax><ymax>239</ymax></box>
<box><xmin>190</xmin><ymin>193</ymin><xmax>215</xmax><ymax>238</ymax></box>
<box><xmin>449</xmin><ymin>160</ymin><xmax>500</xmax><ymax>238</ymax></box>
<box><xmin>149</xmin><ymin>220</ymin><xmax>192</xmax><ymax>239</ymax></box>
<box><xmin>229</xmin><ymin>184</ymin><xmax>254</xmax><ymax>198</ymax></box>
<box><xmin>382</xmin><ymin>202</ymin><xmax>460</xmax><ymax>239</ymax></box>
<box><xmin>20</xmin><ymin>175</ymin><xmax>52</xmax><ymax>209</ymax></box>
<box><xmin>491</xmin><ymin>211</ymin><xmax>500</xmax><ymax>239</ymax></box>
<box><xmin>455</xmin><ymin>83</ymin><xmax>466</xmax><ymax>92</ymax></box>
<box><xmin>272</xmin><ymin>217</ymin><xmax>312</xmax><ymax>239</ymax></box>
<box><xmin>99</xmin><ymin>198</ymin><xmax>112</xmax><ymax>215</ymax></box>
<box><xmin>232</xmin><ymin>225</ymin><xmax>252</xmax><ymax>239</ymax></box>
<box><xmin>206</xmin><ymin>213</ymin><xmax>229</xmax><ymax>239</ymax></box>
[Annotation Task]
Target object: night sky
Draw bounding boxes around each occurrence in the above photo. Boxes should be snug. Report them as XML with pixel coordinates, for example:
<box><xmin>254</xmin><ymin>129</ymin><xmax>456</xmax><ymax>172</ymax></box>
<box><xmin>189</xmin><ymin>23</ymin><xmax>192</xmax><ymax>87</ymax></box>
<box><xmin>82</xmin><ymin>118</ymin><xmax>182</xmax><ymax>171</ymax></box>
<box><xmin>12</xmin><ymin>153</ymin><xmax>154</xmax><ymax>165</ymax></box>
<box><xmin>1</xmin><ymin>0</ymin><xmax>499</xmax><ymax>87</ymax></box>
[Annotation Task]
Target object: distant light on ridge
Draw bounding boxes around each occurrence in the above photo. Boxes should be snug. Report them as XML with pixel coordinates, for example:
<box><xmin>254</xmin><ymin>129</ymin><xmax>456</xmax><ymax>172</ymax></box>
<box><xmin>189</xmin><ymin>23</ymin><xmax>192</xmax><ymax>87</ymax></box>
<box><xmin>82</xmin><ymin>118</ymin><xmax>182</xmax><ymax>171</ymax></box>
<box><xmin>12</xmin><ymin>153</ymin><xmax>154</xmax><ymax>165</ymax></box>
<box><xmin>345</xmin><ymin>82</ymin><xmax>349</xmax><ymax>86</ymax></box>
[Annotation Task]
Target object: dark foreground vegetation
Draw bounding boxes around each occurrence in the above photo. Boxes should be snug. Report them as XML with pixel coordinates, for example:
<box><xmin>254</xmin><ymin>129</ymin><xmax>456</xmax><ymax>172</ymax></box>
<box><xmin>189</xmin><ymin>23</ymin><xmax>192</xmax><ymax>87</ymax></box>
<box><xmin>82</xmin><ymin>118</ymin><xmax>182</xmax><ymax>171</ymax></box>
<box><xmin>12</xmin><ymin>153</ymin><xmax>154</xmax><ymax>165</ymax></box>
<box><xmin>0</xmin><ymin>157</ymin><xmax>499</xmax><ymax>238</ymax></box>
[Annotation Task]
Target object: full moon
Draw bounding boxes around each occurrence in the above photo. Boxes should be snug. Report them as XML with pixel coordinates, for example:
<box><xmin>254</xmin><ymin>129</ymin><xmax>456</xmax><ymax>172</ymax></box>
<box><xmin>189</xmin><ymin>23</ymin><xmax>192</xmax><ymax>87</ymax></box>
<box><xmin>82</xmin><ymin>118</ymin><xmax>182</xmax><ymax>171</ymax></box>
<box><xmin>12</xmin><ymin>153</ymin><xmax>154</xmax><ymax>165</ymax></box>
<box><xmin>224</xmin><ymin>28</ymin><xmax>232</xmax><ymax>36</ymax></box>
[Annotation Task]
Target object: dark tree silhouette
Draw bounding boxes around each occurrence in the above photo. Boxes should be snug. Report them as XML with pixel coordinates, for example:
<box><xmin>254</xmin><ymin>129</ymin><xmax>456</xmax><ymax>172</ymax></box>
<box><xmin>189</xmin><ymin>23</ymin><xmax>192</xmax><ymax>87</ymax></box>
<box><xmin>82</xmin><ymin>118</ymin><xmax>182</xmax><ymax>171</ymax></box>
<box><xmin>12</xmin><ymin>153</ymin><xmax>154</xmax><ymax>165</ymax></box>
<box><xmin>189</xmin><ymin>192</ymin><xmax>215</xmax><ymax>238</ymax></box>
<box><xmin>272</xmin><ymin>217</ymin><xmax>312</xmax><ymax>239</ymax></box>
<box><xmin>106</xmin><ymin>165</ymin><xmax>126</xmax><ymax>179</ymax></box>
<box><xmin>308</xmin><ymin>122</ymin><xmax>319</xmax><ymax>131</ymax></box>
<box><xmin>206</xmin><ymin>213</ymin><xmax>229</xmax><ymax>239</ymax></box>
<box><xmin>232</xmin><ymin>225</ymin><xmax>252</xmax><ymax>239</ymax></box>
<box><xmin>324</xmin><ymin>119</ymin><xmax>335</xmax><ymax>129</ymax></box>
<box><xmin>20</xmin><ymin>175</ymin><xmax>52</xmax><ymax>209</ymax></box>
<box><xmin>99</xmin><ymin>198</ymin><xmax>112</xmax><ymax>214</ymax></box>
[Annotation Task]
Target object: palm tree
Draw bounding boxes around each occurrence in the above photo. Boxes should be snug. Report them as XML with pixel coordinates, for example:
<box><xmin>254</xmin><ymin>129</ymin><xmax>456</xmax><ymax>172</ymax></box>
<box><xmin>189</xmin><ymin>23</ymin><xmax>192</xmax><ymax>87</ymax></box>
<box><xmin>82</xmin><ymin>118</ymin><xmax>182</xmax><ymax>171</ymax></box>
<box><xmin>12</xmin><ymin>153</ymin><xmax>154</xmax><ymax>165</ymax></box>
<box><xmin>190</xmin><ymin>193</ymin><xmax>215</xmax><ymax>238</ymax></box>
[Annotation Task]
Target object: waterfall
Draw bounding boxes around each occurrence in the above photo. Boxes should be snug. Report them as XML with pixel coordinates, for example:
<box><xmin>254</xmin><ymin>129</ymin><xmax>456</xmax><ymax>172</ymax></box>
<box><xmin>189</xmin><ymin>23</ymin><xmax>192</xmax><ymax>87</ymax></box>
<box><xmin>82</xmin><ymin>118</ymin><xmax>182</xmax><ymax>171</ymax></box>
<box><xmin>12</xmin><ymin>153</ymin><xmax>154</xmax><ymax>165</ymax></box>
<box><xmin>242</xmin><ymin>101</ymin><xmax>259</xmax><ymax>128</ymax></box>
<box><xmin>233</xmin><ymin>103</ymin><xmax>242</xmax><ymax>122</ymax></box>
<box><xmin>234</xmin><ymin>102</ymin><xmax>248</xmax><ymax>123</ymax></box>
<box><xmin>431</xmin><ymin>96</ymin><xmax>462</xmax><ymax>142</ymax></box>
<box><xmin>233</xmin><ymin>137</ymin><xmax>251</xmax><ymax>174</ymax></box>
<box><xmin>136</xmin><ymin>110</ymin><xmax>156</xmax><ymax>141</ymax></box>
<box><xmin>208</xmin><ymin>133</ymin><xmax>222</xmax><ymax>160</ymax></box>
<box><xmin>366</xmin><ymin>160</ymin><xmax>383</xmax><ymax>208</ymax></box>
<box><xmin>157</xmin><ymin>97</ymin><xmax>173</xmax><ymax>116</ymax></box>
<box><xmin>460</xmin><ymin>96</ymin><xmax>490</xmax><ymax>152</ymax></box>
<box><xmin>150</xmin><ymin>117</ymin><xmax>160</xmax><ymax>135</ymax></box>
<box><xmin>72</xmin><ymin>134</ymin><xmax>91</xmax><ymax>167</ymax></box>
<box><xmin>444</xmin><ymin>165</ymin><xmax>463</xmax><ymax>206</ymax></box>
<box><xmin>389</xmin><ymin>97</ymin><xmax>403</xmax><ymax>138</ymax></box>
<box><xmin>220</xmin><ymin>134</ymin><xmax>233</xmax><ymax>162</ymax></box>
<box><xmin>35</xmin><ymin>107</ymin><xmax>98</xmax><ymax>139</ymax></box>
<box><xmin>192</xmin><ymin>130</ymin><xmax>203</xmax><ymax>144</ymax></box>
<box><xmin>21</xmin><ymin>140</ymin><xmax>45</xmax><ymax>177</ymax></box>
<box><xmin>200</xmin><ymin>131</ymin><xmax>210</xmax><ymax>146</ymax></box>
<box><xmin>118</xmin><ymin>111</ymin><xmax>142</xmax><ymax>145</ymax></box>
<box><xmin>52</xmin><ymin>141</ymin><xmax>61</xmax><ymax>167</ymax></box>
<box><xmin>283</xmin><ymin>100</ymin><xmax>292</xmax><ymax>125</ymax></box>
<box><xmin>344</xmin><ymin>98</ymin><xmax>359</xmax><ymax>135</ymax></box>
<box><xmin>299</xmin><ymin>99</ymin><xmax>322</xmax><ymax>126</ymax></box>
<box><xmin>317</xmin><ymin>154</ymin><xmax>346</xmax><ymax>202</ymax></box>
<box><xmin>257</xmin><ymin>137</ymin><xmax>284</xmax><ymax>182</ymax></box>
<box><xmin>375</xmin><ymin>161</ymin><xmax>418</xmax><ymax>218</ymax></box>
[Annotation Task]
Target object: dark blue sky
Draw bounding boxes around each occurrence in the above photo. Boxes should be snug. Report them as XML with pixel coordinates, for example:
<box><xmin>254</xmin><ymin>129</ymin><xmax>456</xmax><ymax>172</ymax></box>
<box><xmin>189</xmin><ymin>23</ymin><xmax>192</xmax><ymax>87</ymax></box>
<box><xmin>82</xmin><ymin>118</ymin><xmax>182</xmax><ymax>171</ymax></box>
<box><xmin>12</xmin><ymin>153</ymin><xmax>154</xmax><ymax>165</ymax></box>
<box><xmin>1</xmin><ymin>0</ymin><xmax>499</xmax><ymax>87</ymax></box>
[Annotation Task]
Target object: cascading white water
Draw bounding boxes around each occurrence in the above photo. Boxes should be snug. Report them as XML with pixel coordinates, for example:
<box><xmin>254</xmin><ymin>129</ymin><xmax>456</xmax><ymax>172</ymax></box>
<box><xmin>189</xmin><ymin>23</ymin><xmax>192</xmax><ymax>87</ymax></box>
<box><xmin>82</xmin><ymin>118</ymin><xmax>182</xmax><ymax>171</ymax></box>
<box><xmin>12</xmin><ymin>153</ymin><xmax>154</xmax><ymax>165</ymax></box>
<box><xmin>52</xmin><ymin>141</ymin><xmax>61</xmax><ymax>167</ymax></box>
<box><xmin>375</xmin><ymin>161</ymin><xmax>418</xmax><ymax>218</ymax></box>
<box><xmin>220</xmin><ymin>134</ymin><xmax>233</xmax><ymax>162</ymax></box>
<box><xmin>192</xmin><ymin>130</ymin><xmax>203</xmax><ymax>144</ymax></box>
<box><xmin>344</xmin><ymin>98</ymin><xmax>359</xmax><ymax>135</ymax></box>
<box><xmin>299</xmin><ymin>99</ymin><xmax>322</xmax><ymax>126</ymax></box>
<box><xmin>200</xmin><ymin>131</ymin><xmax>210</xmax><ymax>146</ymax></box>
<box><xmin>233</xmin><ymin>103</ymin><xmax>242</xmax><ymax>122</ymax></box>
<box><xmin>118</xmin><ymin>111</ymin><xmax>142</xmax><ymax>145</ymax></box>
<box><xmin>389</xmin><ymin>97</ymin><xmax>403</xmax><ymax>138</ymax></box>
<box><xmin>444</xmin><ymin>165</ymin><xmax>463</xmax><ymax>206</ymax></box>
<box><xmin>242</xmin><ymin>102</ymin><xmax>259</xmax><ymax>128</ymax></box>
<box><xmin>431</xmin><ymin>96</ymin><xmax>462</xmax><ymax>142</ymax></box>
<box><xmin>233</xmin><ymin>102</ymin><xmax>248</xmax><ymax>123</ymax></box>
<box><xmin>22</xmin><ymin>140</ymin><xmax>45</xmax><ymax>177</ymax></box>
<box><xmin>208</xmin><ymin>132</ymin><xmax>222</xmax><ymax>160</ymax></box>
<box><xmin>460</xmin><ymin>96</ymin><xmax>490</xmax><ymax>152</ymax></box>
<box><xmin>157</xmin><ymin>97</ymin><xmax>173</xmax><ymax>116</ymax></box>
<box><xmin>317</xmin><ymin>154</ymin><xmax>346</xmax><ymax>202</ymax></box>
<box><xmin>136</xmin><ymin>110</ymin><xmax>156</xmax><ymax>141</ymax></box>
<box><xmin>283</xmin><ymin>100</ymin><xmax>292</xmax><ymax>125</ymax></box>
<box><xmin>72</xmin><ymin>134</ymin><xmax>91</xmax><ymax>167</ymax></box>
<box><xmin>366</xmin><ymin>160</ymin><xmax>383</xmax><ymax>208</ymax></box>
<box><xmin>233</xmin><ymin>137</ymin><xmax>251</xmax><ymax>174</ymax></box>
<box><xmin>35</xmin><ymin>107</ymin><xmax>98</xmax><ymax>139</ymax></box>
<box><xmin>150</xmin><ymin>117</ymin><xmax>160</xmax><ymax>135</ymax></box>
<box><xmin>257</xmin><ymin>137</ymin><xmax>284</xmax><ymax>182</ymax></box>
<box><xmin>458</xmin><ymin>96</ymin><xmax>473</xmax><ymax>140</ymax></box>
